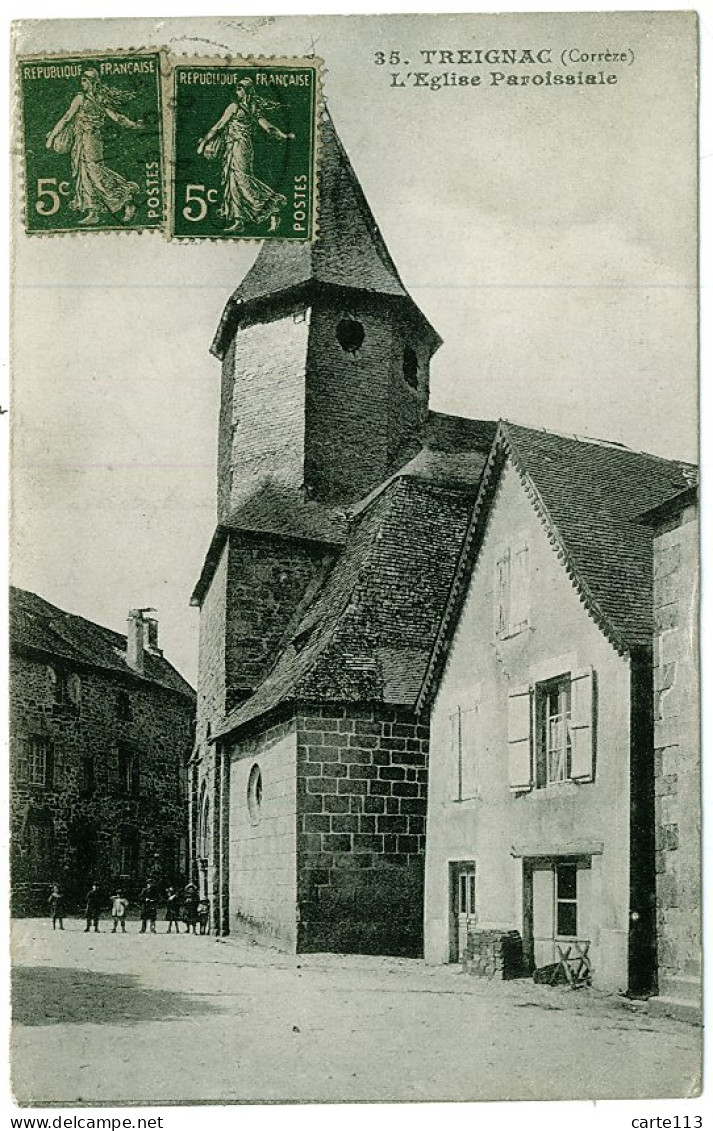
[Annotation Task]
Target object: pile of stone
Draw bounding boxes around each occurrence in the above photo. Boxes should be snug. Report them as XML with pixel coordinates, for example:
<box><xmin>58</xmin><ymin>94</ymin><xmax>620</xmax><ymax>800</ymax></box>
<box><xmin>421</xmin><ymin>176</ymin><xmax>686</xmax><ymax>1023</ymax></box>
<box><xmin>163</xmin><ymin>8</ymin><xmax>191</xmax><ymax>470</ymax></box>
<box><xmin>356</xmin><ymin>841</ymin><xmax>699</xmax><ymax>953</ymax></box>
<box><xmin>462</xmin><ymin>928</ymin><xmax>524</xmax><ymax>980</ymax></box>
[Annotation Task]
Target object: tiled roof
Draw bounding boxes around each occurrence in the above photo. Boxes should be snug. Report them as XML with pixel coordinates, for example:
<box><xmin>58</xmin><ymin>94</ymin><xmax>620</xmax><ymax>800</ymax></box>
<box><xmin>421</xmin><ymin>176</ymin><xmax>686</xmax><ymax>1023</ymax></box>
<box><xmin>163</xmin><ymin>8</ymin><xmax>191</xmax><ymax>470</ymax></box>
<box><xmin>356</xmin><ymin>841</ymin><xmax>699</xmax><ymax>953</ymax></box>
<box><xmin>214</xmin><ymin>475</ymin><xmax>474</xmax><ymax>737</ymax></box>
<box><xmin>226</xmin><ymin>479</ymin><xmax>349</xmax><ymax>545</ymax></box>
<box><xmin>190</xmin><ymin>480</ymin><xmax>348</xmax><ymax>607</ymax></box>
<box><xmin>418</xmin><ymin>421</ymin><xmax>697</xmax><ymax>709</ymax></box>
<box><xmin>10</xmin><ymin>587</ymin><xmax>195</xmax><ymax>699</ymax></box>
<box><xmin>425</xmin><ymin>412</ymin><xmax>498</xmax><ymax>454</ymax></box>
<box><xmin>211</xmin><ymin>112</ymin><xmax>440</xmax><ymax>358</ymax></box>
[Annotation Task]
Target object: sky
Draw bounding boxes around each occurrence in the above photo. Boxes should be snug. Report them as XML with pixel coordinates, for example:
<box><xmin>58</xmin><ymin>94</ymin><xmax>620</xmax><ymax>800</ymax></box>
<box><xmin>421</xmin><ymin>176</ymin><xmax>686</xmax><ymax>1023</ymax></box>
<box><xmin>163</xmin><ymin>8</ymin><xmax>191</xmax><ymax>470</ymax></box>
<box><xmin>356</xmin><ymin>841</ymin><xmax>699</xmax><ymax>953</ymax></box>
<box><xmin>11</xmin><ymin>11</ymin><xmax>699</xmax><ymax>686</ymax></box>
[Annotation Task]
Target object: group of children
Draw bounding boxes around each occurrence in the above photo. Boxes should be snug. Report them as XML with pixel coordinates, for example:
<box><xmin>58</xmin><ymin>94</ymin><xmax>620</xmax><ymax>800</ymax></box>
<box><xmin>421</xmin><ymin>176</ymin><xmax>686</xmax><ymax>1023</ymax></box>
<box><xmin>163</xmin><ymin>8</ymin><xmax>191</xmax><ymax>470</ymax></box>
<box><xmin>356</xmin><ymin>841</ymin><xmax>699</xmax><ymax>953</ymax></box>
<box><xmin>48</xmin><ymin>881</ymin><xmax>211</xmax><ymax>934</ymax></box>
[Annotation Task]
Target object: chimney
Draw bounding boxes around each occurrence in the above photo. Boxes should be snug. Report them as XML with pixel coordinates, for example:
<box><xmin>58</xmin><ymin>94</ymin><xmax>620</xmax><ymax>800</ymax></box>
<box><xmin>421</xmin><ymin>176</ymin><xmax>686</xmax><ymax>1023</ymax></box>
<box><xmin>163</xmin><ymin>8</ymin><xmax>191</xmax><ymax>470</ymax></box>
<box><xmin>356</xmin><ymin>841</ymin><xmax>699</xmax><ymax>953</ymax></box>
<box><xmin>126</xmin><ymin>607</ymin><xmax>158</xmax><ymax>673</ymax></box>
<box><xmin>144</xmin><ymin>615</ymin><xmax>162</xmax><ymax>656</ymax></box>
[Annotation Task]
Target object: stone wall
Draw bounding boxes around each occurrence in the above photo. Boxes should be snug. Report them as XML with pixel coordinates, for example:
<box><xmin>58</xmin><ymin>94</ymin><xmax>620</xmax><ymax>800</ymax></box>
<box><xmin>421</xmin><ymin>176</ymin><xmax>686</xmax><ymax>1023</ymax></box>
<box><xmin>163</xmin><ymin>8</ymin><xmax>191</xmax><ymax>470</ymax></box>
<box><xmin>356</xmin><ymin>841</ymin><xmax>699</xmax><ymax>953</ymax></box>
<box><xmin>225</xmin><ymin>533</ymin><xmax>326</xmax><ymax>701</ymax></box>
<box><xmin>652</xmin><ymin>499</ymin><xmax>700</xmax><ymax>990</ymax></box>
<box><xmin>228</xmin><ymin>718</ymin><xmax>298</xmax><ymax>949</ymax></box>
<box><xmin>305</xmin><ymin>298</ymin><xmax>430</xmax><ymax>504</ymax></box>
<box><xmin>10</xmin><ymin>651</ymin><xmax>194</xmax><ymax>913</ymax></box>
<box><xmin>220</xmin><ymin>312</ymin><xmax>309</xmax><ymax>517</ymax></box>
<box><xmin>295</xmin><ymin>705</ymin><xmax>428</xmax><ymax>956</ymax></box>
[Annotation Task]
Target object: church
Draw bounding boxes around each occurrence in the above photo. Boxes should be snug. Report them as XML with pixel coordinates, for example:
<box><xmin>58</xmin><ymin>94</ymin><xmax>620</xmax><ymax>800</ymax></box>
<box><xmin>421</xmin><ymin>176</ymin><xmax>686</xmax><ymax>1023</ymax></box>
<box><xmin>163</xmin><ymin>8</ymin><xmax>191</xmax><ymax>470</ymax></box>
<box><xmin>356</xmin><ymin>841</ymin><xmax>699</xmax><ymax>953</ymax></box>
<box><xmin>188</xmin><ymin>112</ymin><xmax>698</xmax><ymax>996</ymax></box>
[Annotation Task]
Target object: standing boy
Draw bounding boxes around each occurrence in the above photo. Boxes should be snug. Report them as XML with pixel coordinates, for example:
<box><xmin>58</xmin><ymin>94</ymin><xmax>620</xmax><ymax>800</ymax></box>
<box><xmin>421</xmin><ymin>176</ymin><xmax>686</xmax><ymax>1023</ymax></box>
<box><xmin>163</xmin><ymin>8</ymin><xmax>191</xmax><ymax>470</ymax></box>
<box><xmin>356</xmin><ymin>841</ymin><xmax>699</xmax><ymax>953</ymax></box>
<box><xmin>110</xmin><ymin>889</ymin><xmax>129</xmax><ymax>932</ymax></box>
<box><xmin>84</xmin><ymin>882</ymin><xmax>102</xmax><ymax>932</ymax></box>
<box><xmin>48</xmin><ymin>883</ymin><xmax>64</xmax><ymax>930</ymax></box>
<box><xmin>139</xmin><ymin>880</ymin><xmax>158</xmax><ymax>934</ymax></box>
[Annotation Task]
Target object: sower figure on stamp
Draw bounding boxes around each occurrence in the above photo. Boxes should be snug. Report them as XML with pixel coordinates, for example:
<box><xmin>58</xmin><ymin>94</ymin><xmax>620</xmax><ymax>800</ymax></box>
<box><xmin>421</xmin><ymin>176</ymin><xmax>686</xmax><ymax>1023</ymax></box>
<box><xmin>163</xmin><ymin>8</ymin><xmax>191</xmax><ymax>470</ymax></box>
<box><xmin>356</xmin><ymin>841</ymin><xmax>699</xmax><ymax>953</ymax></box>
<box><xmin>165</xmin><ymin>886</ymin><xmax>181</xmax><ymax>933</ymax></box>
<box><xmin>197</xmin><ymin>78</ymin><xmax>294</xmax><ymax>233</ymax></box>
<box><xmin>48</xmin><ymin>883</ymin><xmax>64</xmax><ymax>930</ymax></box>
<box><xmin>84</xmin><ymin>882</ymin><xmax>101</xmax><ymax>932</ymax></box>
<box><xmin>110</xmin><ymin>889</ymin><xmax>129</xmax><ymax>933</ymax></box>
<box><xmin>45</xmin><ymin>68</ymin><xmax>143</xmax><ymax>225</ymax></box>
<box><xmin>182</xmin><ymin>882</ymin><xmax>199</xmax><ymax>934</ymax></box>
<box><xmin>139</xmin><ymin>880</ymin><xmax>158</xmax><ymax>934</ymax></box>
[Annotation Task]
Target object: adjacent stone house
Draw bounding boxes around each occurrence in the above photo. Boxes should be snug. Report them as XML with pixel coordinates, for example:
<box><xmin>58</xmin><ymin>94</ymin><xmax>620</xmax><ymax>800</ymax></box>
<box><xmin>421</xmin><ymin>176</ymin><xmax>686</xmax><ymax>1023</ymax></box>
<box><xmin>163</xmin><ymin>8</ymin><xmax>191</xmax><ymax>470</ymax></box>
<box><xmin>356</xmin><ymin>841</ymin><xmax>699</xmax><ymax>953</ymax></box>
<box><xmin>10</xmin><ymin>588</ymin><xmax>195</xmax><ymax>913</ymax></box>
<box><xmin>642</xmin><ymin>487</ymin><xmax>700</xmax><ymax>1018</ymax></box>
<box><xmin>418</xmin><ymin>424</ymin><xmax>696</xmax><ymax>994</ymax></box>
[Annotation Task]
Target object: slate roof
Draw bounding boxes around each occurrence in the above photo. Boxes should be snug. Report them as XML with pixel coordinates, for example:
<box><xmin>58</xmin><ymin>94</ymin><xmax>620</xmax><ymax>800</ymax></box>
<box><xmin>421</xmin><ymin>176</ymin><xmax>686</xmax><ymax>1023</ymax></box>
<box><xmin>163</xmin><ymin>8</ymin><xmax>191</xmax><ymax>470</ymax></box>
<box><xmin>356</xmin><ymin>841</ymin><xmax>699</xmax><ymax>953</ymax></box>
<box><xmin>191</xmin><ymin>416</ymin><xmax>495</xmax><ymax>606</ymax></box>
<box><xmin>10</xmin><ymin>587</ymin><xmax>195</xmax><ymax>700</ymax></box>
<box><xmin>211</xmin><ymin>111</ymin><xmax>440</xmax><ymax>359</ymax></box>
<box><xmin>418</xmin><ymin>421</ymin><xmax>697</xmax><ymax>709</ymax></box>
<box><xmin>190</xmin><ymin>480</ymin><xmax>348</xmax><ymax>606</ymax></box>
<box><xmin>214</xmin><ymin>475</ymin><xmax>475</xmax><ymax>738</ymax></box>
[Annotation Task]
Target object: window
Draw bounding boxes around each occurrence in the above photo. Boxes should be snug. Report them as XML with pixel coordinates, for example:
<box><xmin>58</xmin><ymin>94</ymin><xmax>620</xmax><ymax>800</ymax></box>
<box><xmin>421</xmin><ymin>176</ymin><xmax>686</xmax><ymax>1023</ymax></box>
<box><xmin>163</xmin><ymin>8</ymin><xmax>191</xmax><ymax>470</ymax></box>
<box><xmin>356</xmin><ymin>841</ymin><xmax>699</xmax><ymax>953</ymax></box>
<box><xmin>529</xmin><ymin>858</ymin><xmax>592</xmax><ymax>969</ymax></box>
<box><xmin>47</xmin><ymin>666</ymin><xmax>80</xmax><ymax>711</ymax></box>
<box><xmin>117</xmin><ymin>690</ymin><xmax>132</xmax><ymax>721</ymax></box>
<box><xmin>118</xmin><ymin>744</ymin><xmax>140</xmax><ymax>796</ymax></box>
<box><xmin>507</xmin><ymin>669</ymin><xmax>596</xmax><ymax>792</ymax></box>
<box><xmin>24</xmin><ymin>813</ymin><xmax>54</xmax><ymax>879</ymax></box>
<box><xmin>336</xmin><ymin>318</ymin><xmax>365</xmax><ymax>354</ymax></box>
<box><xmin>247</xmin><ymin>763</ymin><xmax>263</xmax><ymax>824</ymax></box>
<box><xmin>16</xmin><ymin>735</ymin><xmax>53</xmax><ymax>788</ymax></box>
<box><xmin>402</xmin><ymin>347</ymin><xmax>418</xmax><ymax>388</ymax></box>
<box><xmin>555</xmin><ymin>862</ymin><xmax>578</xmax><ymax>937</ymax></box>
<box><xmin>449</xmin><ymin>702</ymin><xmax>480</xmax><ymax>801</ymax></box>
<box><xmin>459</xmin><ymin>870</ymin><xmax>476</xmax><ymax>917</ymax></box>
<box><xmin>536</xmin><ymin>676</ymin><xmax>572</xmax><ymax>787</ymax></box>
<box><xmin>495</xmin><ymin>541</ymin><xmax>530</xmax><ymax>637</ymax></box>
<box><xmin>119</xmin><ymin>829</ymin><xmax>138</xmax><ymax>878</ymax></box>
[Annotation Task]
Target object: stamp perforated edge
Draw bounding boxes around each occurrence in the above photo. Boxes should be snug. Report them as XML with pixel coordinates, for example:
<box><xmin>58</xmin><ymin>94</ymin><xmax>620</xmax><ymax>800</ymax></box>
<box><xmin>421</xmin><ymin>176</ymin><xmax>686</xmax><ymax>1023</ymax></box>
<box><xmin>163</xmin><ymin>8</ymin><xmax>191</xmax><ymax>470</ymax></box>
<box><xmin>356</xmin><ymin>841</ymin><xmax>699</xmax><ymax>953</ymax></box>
<box><xmin>166</xmin><ymin>53</ymin><xmax>323</xmax><ymax>244</ymax></box>
<box><xmin>13</xmin><ymin>46</ymin><xmax>172</xmax><ymax>238</ymax></box>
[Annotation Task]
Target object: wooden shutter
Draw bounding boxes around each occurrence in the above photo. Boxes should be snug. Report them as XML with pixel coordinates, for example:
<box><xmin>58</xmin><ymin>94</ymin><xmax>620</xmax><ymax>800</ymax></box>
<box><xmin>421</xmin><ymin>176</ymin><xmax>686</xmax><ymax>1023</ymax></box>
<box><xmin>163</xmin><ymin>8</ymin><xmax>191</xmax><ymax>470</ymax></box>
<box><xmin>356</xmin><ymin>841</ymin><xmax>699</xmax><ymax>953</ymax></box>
<box><xmin>532</xmin><ymin>867</ymin><xmax>555</xmax><ymax>967</ymax></box>
<box><xmin>570</xmin><ymin>668</ymin><xmax>596</xmax><ymax>782</ymax></box>
<box><xmin>576</xmin><ymin>862</ymin><xmax>593</xmax><ymax>941</ymax></box>
<box><xmin>14</xmin><ymin>735</ymin><xmax>29</xmax><ymax>783</ymax></box>
<box><xmin>507</xmin><ymin>685</ymin><xmax>533</xmax><ymax>791</ymax></box>
<box><xmin>461</xmin><ymin>705</ymin><xmax>480</xmax><ymax>799</ymax></box>
<box><xmin>449</xmin><ymin>708</ymin><xmax>461</xmax><ymax>801</ymax></box>
<box><xmin>44</xmin><ymin>740</ymin><xmax>55</xmax><ymax>788</ymax></box>
<box><xmin>131</xmin><ymin>750</ymin><xmax>141</xmax><ymax>796</ymax></box>
<box><xmin>509</xmin><ymin>544</ymin><xmax>530</xmax><ymax>630</ymax></box>
<box><xmin>494</xmin><ymin>552</ymin><xmax>510</xmax><ymax>636</ymax></box>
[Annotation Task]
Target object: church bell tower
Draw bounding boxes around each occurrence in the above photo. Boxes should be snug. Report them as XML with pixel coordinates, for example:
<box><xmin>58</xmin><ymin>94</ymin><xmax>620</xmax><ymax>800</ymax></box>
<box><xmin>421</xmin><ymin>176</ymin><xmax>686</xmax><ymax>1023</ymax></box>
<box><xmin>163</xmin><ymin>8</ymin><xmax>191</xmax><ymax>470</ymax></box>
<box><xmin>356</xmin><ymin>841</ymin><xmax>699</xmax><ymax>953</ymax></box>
<box><xmin>192</xmin><ymin>110</ymin><xmax>442</xmax><ymax>716</ymax></box>
<box><xmin>210</xmin><ymin>111</ymin><xmax>442</xmax><ymax>518</ymax></box>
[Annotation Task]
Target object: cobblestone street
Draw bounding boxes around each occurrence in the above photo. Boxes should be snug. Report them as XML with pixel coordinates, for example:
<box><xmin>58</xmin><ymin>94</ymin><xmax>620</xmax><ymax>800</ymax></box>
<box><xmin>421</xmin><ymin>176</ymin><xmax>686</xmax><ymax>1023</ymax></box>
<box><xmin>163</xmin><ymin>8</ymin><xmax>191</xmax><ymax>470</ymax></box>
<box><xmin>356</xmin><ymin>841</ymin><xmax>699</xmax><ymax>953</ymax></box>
<box><xmin>11</xmin><ymin>919</ymin><xmax>700</xmax><ymax>1107</ymax></box>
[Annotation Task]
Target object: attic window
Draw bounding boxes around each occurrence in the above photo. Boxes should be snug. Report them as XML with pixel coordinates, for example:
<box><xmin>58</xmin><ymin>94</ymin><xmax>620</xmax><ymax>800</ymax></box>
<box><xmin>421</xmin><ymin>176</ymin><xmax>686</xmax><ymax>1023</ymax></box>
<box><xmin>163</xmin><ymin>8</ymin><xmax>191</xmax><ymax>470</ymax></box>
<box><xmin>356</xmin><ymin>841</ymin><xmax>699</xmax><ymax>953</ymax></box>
<box><xmin>403</xmin><ymin>347</ymin><xmax>418</xmax><ymax>388</ymax></box>
<box><xmin>336</xmin><ymin>319</ymin><xmax>365</xmax><ymax>354</ymax></box>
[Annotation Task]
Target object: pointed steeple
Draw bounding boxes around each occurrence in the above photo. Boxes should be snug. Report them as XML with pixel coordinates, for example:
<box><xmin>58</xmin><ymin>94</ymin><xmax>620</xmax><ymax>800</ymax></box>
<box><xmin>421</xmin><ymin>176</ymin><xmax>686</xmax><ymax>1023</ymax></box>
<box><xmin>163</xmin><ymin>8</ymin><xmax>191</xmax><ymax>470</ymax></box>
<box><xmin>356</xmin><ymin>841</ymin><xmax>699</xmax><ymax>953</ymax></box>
<box><xmin>211</xmin><ymin>111</ymin><xmax>440</xmax><ymax>358</ymax></box>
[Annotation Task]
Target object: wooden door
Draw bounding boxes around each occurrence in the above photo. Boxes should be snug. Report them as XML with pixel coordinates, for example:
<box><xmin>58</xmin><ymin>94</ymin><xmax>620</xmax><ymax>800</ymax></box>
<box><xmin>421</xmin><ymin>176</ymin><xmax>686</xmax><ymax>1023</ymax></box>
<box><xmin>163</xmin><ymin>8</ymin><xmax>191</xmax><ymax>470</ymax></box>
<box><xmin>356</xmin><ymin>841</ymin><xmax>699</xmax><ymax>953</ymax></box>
<box><xmin>449</xmin><ymin>861</ymin><xmax>476</xmax><ymax>962</ymax></box>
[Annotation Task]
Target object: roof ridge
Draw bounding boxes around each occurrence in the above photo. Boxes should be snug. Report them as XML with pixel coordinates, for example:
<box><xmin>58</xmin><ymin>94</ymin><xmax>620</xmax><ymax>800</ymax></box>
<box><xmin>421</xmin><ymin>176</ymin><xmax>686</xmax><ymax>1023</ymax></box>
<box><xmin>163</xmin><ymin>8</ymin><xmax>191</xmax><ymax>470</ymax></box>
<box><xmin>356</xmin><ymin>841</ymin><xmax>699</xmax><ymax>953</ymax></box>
<box><xmin>502</xmin><ymin>418</ymin><xmax>696</xmax><ymax>468</ymax></box>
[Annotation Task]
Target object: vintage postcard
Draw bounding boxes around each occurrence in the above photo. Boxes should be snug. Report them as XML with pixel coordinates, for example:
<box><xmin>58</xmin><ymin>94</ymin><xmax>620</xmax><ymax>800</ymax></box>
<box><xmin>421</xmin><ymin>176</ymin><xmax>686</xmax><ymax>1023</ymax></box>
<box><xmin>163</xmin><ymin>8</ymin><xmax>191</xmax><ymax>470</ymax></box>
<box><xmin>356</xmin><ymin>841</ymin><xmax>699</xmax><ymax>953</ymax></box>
<box><xmin>9</xmin><ymin>9</ymin><xmax>700</xmax><ymax>1113</ymax></box>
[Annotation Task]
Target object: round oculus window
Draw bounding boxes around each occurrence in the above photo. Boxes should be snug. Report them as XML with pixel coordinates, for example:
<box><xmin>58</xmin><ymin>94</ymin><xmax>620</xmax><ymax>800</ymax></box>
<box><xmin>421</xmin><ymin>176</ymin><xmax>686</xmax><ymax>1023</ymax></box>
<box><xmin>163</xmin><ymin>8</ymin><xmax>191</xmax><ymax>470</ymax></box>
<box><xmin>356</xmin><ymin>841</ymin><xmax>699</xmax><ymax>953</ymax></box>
<box><xmin>336</xmin><ymin>318</ymin><xmax>365</xmax><ymax>354</ymax></box>
<box><xmin>247</xmin><ymin>763</ymin><xmax>263</xmax><ymax>824</ymax></box>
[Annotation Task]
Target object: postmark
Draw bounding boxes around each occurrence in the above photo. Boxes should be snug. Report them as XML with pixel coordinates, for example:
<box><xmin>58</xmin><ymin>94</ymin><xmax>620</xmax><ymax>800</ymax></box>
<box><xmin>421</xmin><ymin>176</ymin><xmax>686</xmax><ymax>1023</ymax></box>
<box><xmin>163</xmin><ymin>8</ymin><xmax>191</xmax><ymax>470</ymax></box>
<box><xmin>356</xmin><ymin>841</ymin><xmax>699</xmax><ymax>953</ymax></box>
<box><xmin>171</xmin><ymin>59</ymin><xmax>320</xmax><ymax>241</ymax></box>
<box><xmin>18</xmin><ymin>52</ymin><xmax>165</xmax><ymax>234</ymax></box>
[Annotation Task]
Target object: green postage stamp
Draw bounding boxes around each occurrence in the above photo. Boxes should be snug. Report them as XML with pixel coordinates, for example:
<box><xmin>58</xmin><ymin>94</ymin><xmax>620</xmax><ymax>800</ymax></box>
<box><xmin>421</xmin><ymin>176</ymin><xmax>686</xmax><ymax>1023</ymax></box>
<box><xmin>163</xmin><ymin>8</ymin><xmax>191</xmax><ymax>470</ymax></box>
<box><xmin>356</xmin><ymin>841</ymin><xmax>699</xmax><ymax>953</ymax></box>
<box><xmin>19</xmin><ymin>52</ymin><xmax>164</xmax><ymax>234</ymax></box>
<box><xmin>172</xmin><ymin>60</ymin><xmax>320</xmax><ymax>241</ymax></box>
